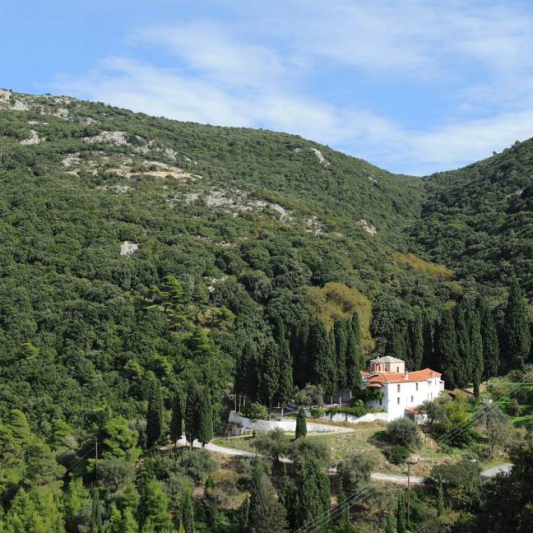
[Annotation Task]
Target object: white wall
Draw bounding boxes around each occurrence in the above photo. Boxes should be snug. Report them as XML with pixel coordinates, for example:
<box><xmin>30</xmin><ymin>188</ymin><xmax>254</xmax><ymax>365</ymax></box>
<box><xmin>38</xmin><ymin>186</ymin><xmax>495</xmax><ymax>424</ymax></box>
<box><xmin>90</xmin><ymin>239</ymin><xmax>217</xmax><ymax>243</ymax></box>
<box><xmin>366</xmin><ymin>378</ymin><xmax>444</xmax><ymax>420</ymax></box>
<box><xmin>228</xmin><ymin>411</ymin><xmax>387</xmax><ymax>434</ymax></box>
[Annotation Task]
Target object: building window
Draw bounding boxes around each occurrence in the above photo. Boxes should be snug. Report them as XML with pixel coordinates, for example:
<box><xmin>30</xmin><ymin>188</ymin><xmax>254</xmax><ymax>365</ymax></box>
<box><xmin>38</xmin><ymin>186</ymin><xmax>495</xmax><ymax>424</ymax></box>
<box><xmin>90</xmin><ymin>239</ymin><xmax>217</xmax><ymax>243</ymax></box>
<box><xmin>397</xmin><ymin>384</ymin><xmax>401</xmax><ymax>392</ymax></box>
<box><xmin>416</xmin><ymin>383</ymin><xmax>419</xmax><ymax>391</ymax></box>
<box><xmin>379</xmin><ymin>398</ymin><xmax>383</xmax><ymax>406</ymax></box>
<box><xmin>397</xmin><ymin>366</ymin><xmax>400</xmax><ymax>372</ymax></box>
<box><xmin>397</xmin><ymin>398</ymin><xmax>400</xmax><ymax>405</ymax></box>
<box><xmin>411</xmin><ymin>396</ymin><xmax>414</xmax><ymax>403</ymax></box>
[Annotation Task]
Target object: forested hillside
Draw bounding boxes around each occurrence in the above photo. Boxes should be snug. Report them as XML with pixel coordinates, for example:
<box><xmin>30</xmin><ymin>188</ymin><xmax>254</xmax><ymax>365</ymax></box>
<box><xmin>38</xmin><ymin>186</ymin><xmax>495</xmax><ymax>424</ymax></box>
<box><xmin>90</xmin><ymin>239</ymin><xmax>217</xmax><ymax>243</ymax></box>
<box><xmin>413</xmin><ymin>138</ymin><xmax>533</xmax><ymax>299</ymax></box>
<box><xmin>1</xmin><ymin>89</ymin><xmax>533</xmax><ymax>532</ymax></box>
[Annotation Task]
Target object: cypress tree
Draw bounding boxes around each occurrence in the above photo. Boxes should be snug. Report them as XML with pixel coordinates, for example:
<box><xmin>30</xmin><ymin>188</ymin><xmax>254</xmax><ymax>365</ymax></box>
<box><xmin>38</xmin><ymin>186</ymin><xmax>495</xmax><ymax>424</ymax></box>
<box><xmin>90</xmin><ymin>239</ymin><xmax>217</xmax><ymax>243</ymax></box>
<box><xmin>250</xmin><ymin>476</ymin><xmax>289</xmax><ymax>533</ymax></box>
<box><xmin>294</xmin><ymin>458</ymin><xmax>331</xmax><ymax>532</ymax></box>
<box><xmin>146</xmin><ymin>379</ymin><xmax>164</xmax><ymax>449</ymax></box>
<box><xmin>329</xmin><ymin>327</ymin><xmax>339</xmax><ymax>393</ymax></box>
<box><xmin>422</xmin><ymin>316</ymin><xmax>434</xmax><ymax>369</ymax></box>
<box><xmin>181</xmin><ymin>487</ymin><xmax>195</xmax><ymax>533</ymax></box>
<box><xmin>346</xmin><ymin>313</ymin><xmax>363</xmax><ymax>391</ymax></box>
<box><xmin>408</xmin><ymin>312</ymin><xmax>424</xmax><ymax>370</ymax></box>
<box><xmin>480</xmin><ymin>302</ymin><xmax>499</xmax><ymax>379</ymax></box>
<box><xmin>396</xmin><ymin>493</ymin><xmax>407</xmax><ymax>533</ymax></box>
<box><xmin>388</xmin><ymin>323</ymin><xmax>408</xmax><ymax>362</ymax></box>
<box><xmin>310</xmin><ymin>321</ymin><xmax>336</xmax><ymax>397</ymax></box>
<box><xmin>334</xmin><ymin>321</ymin><xmax>348</xmax><ymax>388</ymax></box>
<box><xmin>170</xmin><ymin>393</ymin><xmax>183</xmax><ymax>448</ymax></box>
<box><xmin>197</xmin><ymin>393</ymin><xmax>213</xmax><ymax>447</ymax></box>
<box><xmin>276</xmin><ymin>321</ymin><xmax>294</xmax><ymax>420</ymax></box>
<box><xmin>259</xmin><ymin>342</ymin><xmax>280</xmax><ymax>414</ymax></box>
<box><xmin>434</xmin><ymin>308</ymin><xmax>460</xmax><ymax>389</ymax></box>
<box><xmin>185</xmin><ymin>387</ymin><xmax>199</xmax><ymax>449</ymax></box>
<box><xmin>278</xmin><ymin>470</ymin><xmax>298</xmax><ymax>531</ymax></box>
<box><xmin>455</xmin><ymin>303</ymin><xmax>472</xmax><ymax>388</ymax></box>
<box><xmin>471</xmin><ymin>309</ymin><xmax>484</xmax><ymax>397</ymax></box>
<box><xmin>502</xmin><ymin>281</ymin><xmax>531</xmax><ymax>371</ymax></box>
<box><xmin>295</xmin><ymin>407</ymin><xmax>307</xmax><ymax>439</ymax></box>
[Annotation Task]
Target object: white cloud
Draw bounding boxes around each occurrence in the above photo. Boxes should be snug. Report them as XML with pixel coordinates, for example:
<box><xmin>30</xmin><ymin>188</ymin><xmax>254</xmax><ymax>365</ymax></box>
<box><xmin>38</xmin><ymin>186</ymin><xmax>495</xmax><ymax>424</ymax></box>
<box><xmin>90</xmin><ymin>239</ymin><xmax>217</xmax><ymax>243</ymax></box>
<box><xmin>53</xmin><ymin>1</ymin><xmax>533</xmax><ymax>175</ymax></box>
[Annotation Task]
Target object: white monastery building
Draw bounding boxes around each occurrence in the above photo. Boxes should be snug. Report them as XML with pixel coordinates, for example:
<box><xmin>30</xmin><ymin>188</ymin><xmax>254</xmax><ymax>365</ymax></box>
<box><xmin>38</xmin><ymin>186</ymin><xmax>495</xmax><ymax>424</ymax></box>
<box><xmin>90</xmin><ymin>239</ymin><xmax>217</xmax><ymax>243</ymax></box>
<box><xmin>361</xmin><ymin>356</ymin><xmax>445</xmax><ymax>420</ymax></box>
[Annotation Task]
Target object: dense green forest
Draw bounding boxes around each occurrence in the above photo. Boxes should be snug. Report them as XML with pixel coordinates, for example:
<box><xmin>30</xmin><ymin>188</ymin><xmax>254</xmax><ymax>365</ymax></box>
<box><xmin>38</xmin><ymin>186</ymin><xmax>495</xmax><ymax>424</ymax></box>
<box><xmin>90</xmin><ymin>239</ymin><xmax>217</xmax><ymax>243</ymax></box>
<box><xmin>1</xmin><ymin>89</ymin><xmax>533</xmax><ymax>532</ymax></box>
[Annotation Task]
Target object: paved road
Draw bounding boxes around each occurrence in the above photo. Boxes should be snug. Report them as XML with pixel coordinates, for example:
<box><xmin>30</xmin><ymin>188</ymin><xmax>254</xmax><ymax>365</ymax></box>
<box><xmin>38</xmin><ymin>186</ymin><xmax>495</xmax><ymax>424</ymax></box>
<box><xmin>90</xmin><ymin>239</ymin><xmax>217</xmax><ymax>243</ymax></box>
<box><xmin>169</xmin><ymin>437</ymin><xmax>512</xmax><ymax>485</ymax></box>
<box><xmin>481</xmin><ymin>463</ymin><xmax>513</xmax><ymax>478</ymax></box>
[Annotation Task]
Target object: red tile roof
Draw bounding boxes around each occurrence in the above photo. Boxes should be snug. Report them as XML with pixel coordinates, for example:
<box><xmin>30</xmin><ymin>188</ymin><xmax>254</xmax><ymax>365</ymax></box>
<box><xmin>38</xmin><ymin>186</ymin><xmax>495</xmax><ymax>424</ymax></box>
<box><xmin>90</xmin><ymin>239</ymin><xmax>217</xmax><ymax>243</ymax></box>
<box><xmin>362</xmin><ymin>368</ymin><xmax>441</xmax><ymax>384</ymax></box>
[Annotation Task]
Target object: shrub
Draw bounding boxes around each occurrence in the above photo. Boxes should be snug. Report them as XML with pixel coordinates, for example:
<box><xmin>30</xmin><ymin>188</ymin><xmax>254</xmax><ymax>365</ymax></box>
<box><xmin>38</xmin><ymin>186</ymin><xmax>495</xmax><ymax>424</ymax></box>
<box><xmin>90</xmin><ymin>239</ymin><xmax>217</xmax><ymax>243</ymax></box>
<box><xmin>505</xmin><ymin>398</ymin><xmax>523</xmax><ymax>417</ymax></box>
<box><xmin>245</xmin><ymin>402</ymin><xmax>269</xmax><ymax>421</ymax></box>
<box><xmin>385</xmin><ymin>446</ymin><xmax>410</xmax><ymax>465</ymax></box>
<box><xmin>385</xmin><ymin>418</ymin><xmax>421</xmax><ymax>449</ymax></box>
<box><xmin>337</xmin><ymin>452</ymin><xmax>376</xmax><ymax>493</ymax></box>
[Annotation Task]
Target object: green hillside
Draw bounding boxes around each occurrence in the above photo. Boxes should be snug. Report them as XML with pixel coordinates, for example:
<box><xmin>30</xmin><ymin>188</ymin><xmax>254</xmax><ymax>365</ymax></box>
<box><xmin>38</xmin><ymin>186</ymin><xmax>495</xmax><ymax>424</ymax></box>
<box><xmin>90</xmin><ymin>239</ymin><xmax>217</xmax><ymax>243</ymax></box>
<box><xmin>412</xmin><ymin>138</ymin><xmax>533</xmax><ymax>298</ymax></box>
<box><xmin>0</xmin><ymin>89</ymin><xmax>532</xmax><ymax>532</ymax></box>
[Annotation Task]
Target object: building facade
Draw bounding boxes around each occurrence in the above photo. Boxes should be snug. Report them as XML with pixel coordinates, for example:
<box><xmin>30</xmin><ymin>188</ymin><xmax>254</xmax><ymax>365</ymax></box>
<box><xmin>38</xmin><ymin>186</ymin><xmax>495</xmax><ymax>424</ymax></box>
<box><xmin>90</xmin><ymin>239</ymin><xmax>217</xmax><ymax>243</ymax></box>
<box><xmin>362</xmin><ymin>356</ymin><xmax>445</xmax><ymax>421</ymax></box>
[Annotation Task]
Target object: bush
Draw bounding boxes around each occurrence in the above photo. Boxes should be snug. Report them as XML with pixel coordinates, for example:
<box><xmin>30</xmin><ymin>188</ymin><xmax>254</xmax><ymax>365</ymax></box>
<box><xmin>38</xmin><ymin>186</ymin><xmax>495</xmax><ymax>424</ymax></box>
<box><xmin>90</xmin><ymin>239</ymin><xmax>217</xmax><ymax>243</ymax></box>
<box><xmin>505</xmin><ymin>398</ymin><xmax>523</xmax><ymax>417</ymax></box>
<box><xmin>385</xmin><ymin>446</ymin><xmax>410</xmax><ymax>465</ymax></box>
<box><xmin>337</xmin><ymin>452</ymin><xmax>376</xmax><ymax>493</ymax></box>
<box><xmin>245</xmin><ymin>402</ymin><xmax>269</xmax><ymax>421</ymax></box>
<box><xmin>385</xmin><ymin>418</ymin><xmax>421</xmax><ymax>449</ymax></box>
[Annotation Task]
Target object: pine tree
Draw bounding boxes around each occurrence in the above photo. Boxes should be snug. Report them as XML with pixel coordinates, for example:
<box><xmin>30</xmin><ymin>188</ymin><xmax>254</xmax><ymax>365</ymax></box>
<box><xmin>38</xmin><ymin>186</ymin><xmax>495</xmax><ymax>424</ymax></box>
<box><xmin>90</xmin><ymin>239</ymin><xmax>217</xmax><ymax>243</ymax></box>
<box><xmin>470</xmin><ymin>309</ymin><xmax>484</xmax><ymax>397</ymax></box>
<box><xmin>408</xmin><ymin>312</ymin><xmax>424</xmax><ymax>370</ymax></box>
<box><xmin>140</xmin><ymin>478</ymin><xmax>173</xmax><ymax>532</ymax></box>
<box><xmin>310</xmin><ymin>320</ymin><xmax>336</xmax><ymax>397</ymax></box>
<box><xmin>346</xmin><ymin>314</ymin><xmax>363</xmax><ymax>391</ymax></box>
<box><xmin>90</xmin><ymin>488</ymin><xmax>103</xmax><ymax>533</ymax></box>
<box><xmin>434</xmin><ymin>308</ymin><xmax>460</xmax><ymax>389</ymax></box>
<box><xmin>197</xmin><ymin>393</ymin><xmax>213</xmax><ymax>447</ymax></box>
<box><xmin>480</xmin><ymin>301</ymin><xmax>499</xmax><ymax>379</ymax></box>
<box><xmin>455</xmin><ymin>303</ymin><xmax>472</xmax><ymax>388</ymax></box>
<box><xmin>295</xmin><ymin>407</ymin><xmax>307</xmax><ymax>439</ymax></box>
<box><xmin>396</xmin><ymin>492</ymin><xmax>407</xmax><ymax>533</ymax></box>
<box><xmin>146</xmin><ymin>379</ymin><xmax>164</xmax><ymax>449</ymax></box>
<box><xmin>170</xmin><ymin>392</ymin><xmax>183</xmax><ymax>448</ymax></box>
<box><xmin>502</xmin><ymin>281</ymin><xmax>531</xmax><ymax>371</ymax></box>
<box><xmin>334</xmin><ymin>321</ymin><xmax>348</xmax><ymax>388</ymax></box>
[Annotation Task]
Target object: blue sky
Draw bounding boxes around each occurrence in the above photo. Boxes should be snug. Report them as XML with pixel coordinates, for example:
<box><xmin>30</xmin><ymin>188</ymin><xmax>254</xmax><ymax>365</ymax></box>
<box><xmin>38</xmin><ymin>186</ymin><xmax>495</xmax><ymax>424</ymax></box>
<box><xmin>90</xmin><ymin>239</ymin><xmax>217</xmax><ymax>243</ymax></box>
<box><xmin>3</xmin><ymin>0</ymin><xmax>533</xmax><ymax>175</ymax></box>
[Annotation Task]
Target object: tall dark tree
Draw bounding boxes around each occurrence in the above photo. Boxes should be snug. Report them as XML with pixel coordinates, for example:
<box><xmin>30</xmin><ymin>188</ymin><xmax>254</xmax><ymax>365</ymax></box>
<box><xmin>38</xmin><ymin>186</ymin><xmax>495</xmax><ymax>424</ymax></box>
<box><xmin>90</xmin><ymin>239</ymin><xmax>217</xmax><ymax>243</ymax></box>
<box><xmin>259</xmin><ymin>342</ymin><xmax>280</xmax><ymax>414</ymax></box>
<box><xmin>408</xmin><ymin>312</ymin><xmax>424</xmax><ymax>370</ymax></box>
<box><xmin>480</xmin><ymin>302</ymin><xmax>500</xmax><ymax>379</ymax></box>
<box><xmin>185</xmin><ymin>387</ymin><xmax>199</xmax><ymax>449</ymax></box>
<box><xmin>294</xmin><ymin>458</ymin><xmax>331</xmax><ymax>532</ymax></box>
<box><xmin>197</xmin><ymin>393</ymin><xmax>213</xmax><ymax>447</ymax></box>
<box><xmin>146</xmin><ymin>379</ymin><xmax>164</xmax><ymax>449</ymax></box>
<box><xmin>295</xmin><ymin>408</ymin><xmax>307</xmax><ymax>439</ymax></box>
<box><xmin>310</xmin><ymin>320</ymin><xmax>336</xmax><ymax>398</ymax></box>
<box><xmin>274</xmin><ymin>320</ymin><xmax>294</xmax><ymax>419</ymax></box>
<box><xmin>396</xmin><ymin>492</ymin><xmax>407</xmax><ymax>533</ymax></box>
<box><xmin>502</xmin><ymin>281</ymin><xmax>531</xmax><ymax>371</ymax></box>
<box><xmin>249</xmin><ymin>476</ymin><xmax>289</xmax><ymax>533</ymax></box>
<box><xmin>470</xmin><ymin>309</ymin><xmax>484</xmax><ymax>397</ymax></box>
<box><xmin>328</xmin><ymin>327</ymin><xmax>339</xmax><ymax>392</ymax></box>
<box><xmin>434</xmin><ymin>308</ymin><xmax>460</xmax><ymax>389</ymax></box>
<box><xmin>388</xmin><ymin>323</ymin><xmax>408</xmax><ymax>363</ymax></box>
<box><xmin>169</xmin><ymin>393</ymin><xmax>183</xmax><ymax>448</ymax></box>
<box><xmin>455</xmin><ymin>303</ymin><xmax>472</xmax><ymax>388</ymax></box>
<box><xmin>334</xmin><ymin>321</ymin><xmax>348</xmax><ymax>388</ymax></box>
<box><xmin>346</xmin><ymin>313</ymin><xmax>363</xmax><ymax>391</ymax></box>
<box><xmin>234</xmin><ymin>341</ymin><xmax>259</xmax><ymax>411</ymax></box>
<box><xmin>422</xmin><ymin>316</ymin><xmax>435</xmax><ymax>369</ymax></box>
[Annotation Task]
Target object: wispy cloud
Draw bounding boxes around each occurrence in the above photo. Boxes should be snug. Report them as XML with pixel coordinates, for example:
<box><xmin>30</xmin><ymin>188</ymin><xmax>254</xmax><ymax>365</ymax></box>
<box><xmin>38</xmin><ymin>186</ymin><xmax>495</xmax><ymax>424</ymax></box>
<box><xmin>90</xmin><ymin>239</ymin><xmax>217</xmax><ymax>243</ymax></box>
<box><xmin>53</xmin><ymin>1</ymin><xmax>533</xmax><ymax>175</ymax></box>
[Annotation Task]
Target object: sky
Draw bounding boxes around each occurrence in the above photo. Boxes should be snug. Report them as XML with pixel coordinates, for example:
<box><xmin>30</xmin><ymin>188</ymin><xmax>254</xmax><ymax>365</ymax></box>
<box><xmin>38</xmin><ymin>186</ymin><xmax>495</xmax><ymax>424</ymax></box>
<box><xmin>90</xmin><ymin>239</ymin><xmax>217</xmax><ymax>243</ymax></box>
<box><xmin>2</xmin><ymin>0</ymin><xmax>533</xmax><ymax>175</ymax></box>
